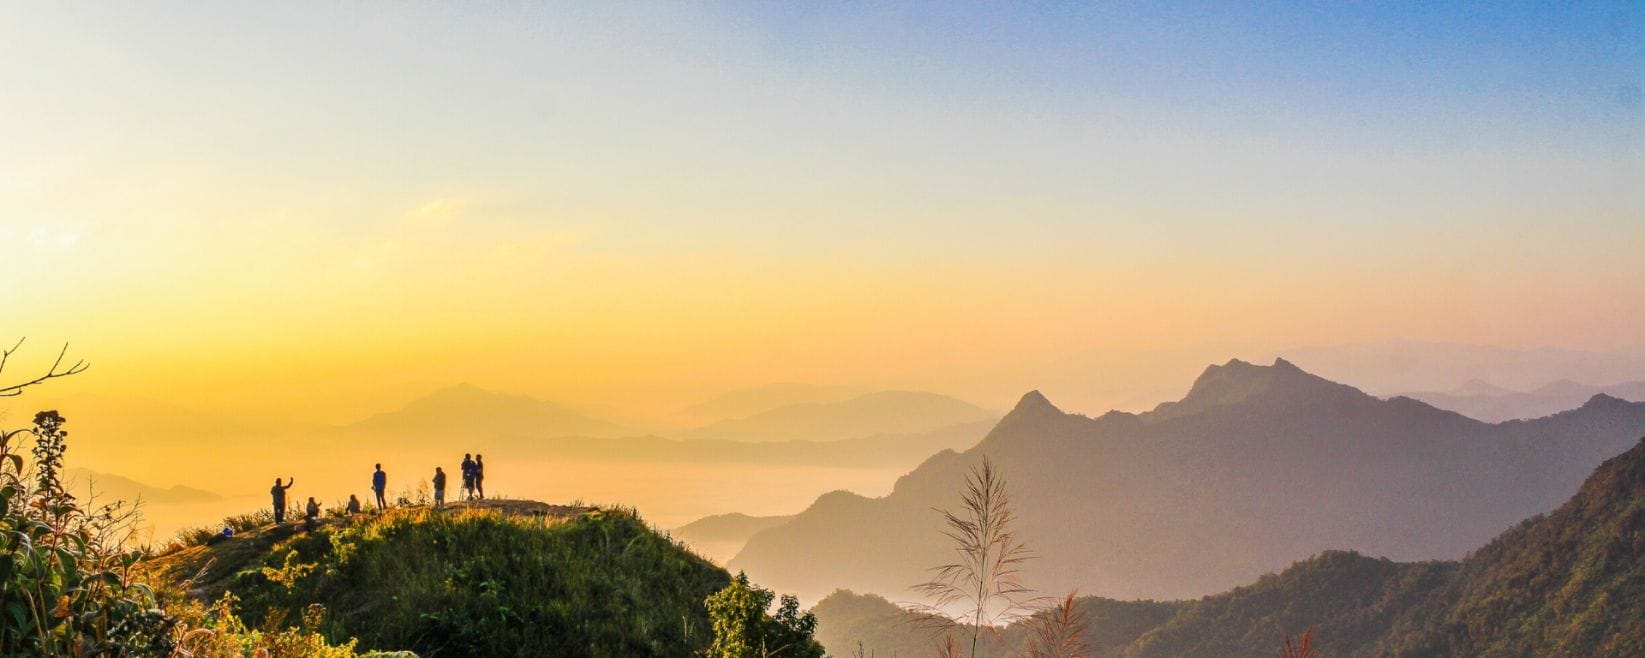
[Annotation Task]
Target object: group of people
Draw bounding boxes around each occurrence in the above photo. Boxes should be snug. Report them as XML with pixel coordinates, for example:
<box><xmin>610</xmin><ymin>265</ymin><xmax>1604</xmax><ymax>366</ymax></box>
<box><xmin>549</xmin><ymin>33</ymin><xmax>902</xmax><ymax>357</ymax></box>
<box><xmin>430</xmin><ymin>453</ymin><xmax>487</xmax><ymax>507</ymax></box>
<box><xmin>266</xmin><ymin>453</ymin><xmax>490</xmax><ymax>532</ymax></box>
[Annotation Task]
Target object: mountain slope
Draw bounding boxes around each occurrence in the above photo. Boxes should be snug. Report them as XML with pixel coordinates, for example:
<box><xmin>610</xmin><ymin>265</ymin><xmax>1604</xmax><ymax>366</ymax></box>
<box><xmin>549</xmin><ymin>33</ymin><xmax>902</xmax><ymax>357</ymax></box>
<box><xmin>342</xmin><ymin>383</ymin><xmax>625</xmax><ymax>439</ymax></box>
<box><xmin>1378</xmin><ymin>436</ymin><xmax>1645</xmax><ymax>656</ymax></box>
<box><xmin>1401</xmin><ymin>379</ymin><xmax>1645</xmax><ymax>422</ymax></box>
<box><xmin>731</xmin><ymin>359</ymin><xmax>1645</xmax><ymax>602</ymax></box>
<box><xmin>673</xmin><ymin>512</ymin><xmax>796</xmax><ymax>563</ymax></box>
<box><xmin>817</xmin><ymin>437</ymin><xmax>1645</xmax><ymax>657</ymax></box>
<box><xmin>63</xmin><ymin>467</ymin><xmax>219</xmax><ymax>504</ymax></box>
<box><xmin>684</xmin><ymin>390</ymin><xmax>994</xmax><ymax>442</ymax></box>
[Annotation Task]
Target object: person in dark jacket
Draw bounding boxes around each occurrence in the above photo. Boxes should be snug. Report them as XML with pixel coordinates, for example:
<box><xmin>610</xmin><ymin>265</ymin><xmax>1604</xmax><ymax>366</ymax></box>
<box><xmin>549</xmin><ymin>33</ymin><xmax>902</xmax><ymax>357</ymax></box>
<box><xmin>460</xmin><ymin>454</ymin><xmax>477</xmax><ymax>501</ymax></box>
<box><xmin>304</xmin><ymin>497</ymin><xmax>321</xmax><ymax>532</ymax></box>
<box><xmin>474</xmin><ymin>454</ymin><xmax>486</xmax><ymax>500</ymax></box>
<box><xmin>270</xmin><ymin>477</ymin><xmax>295</xmax><ymax>524</ymax></box>
<box><xmin>432</xmin><ymin>466</ymin><xmax>447</xmax><ymax>508</ymax></box>
<box><xmin>372</xmin><ymin>464</ymin><xmax>388</xmax><ymax>510</ymax></box>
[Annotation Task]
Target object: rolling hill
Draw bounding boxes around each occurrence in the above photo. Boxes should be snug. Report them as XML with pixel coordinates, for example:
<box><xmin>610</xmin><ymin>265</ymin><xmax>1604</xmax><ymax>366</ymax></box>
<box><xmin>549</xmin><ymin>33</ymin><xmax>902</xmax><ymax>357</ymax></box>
<box><xmin>146</xmin><ymin>503</ymin><xmax>732</xmax><ymax>657</ymax></box>
<box><xmin>340</xmin><ymin>383</ymin><xmax>626</xmax><ymax>439</ymax></box>
<box><xmin>1400</xmin><ymin>378</ymin><xmax>1645</xmax><ymax>423</ymax></box>
<box><xmin>62</xmin><ymin>467</ymin><xmax>219</xmax><ymax>505</ymax></box>
<box><xmin>730</xmin><ymin>358</ymin><xmax>1645</xmax><ymax>602</ymax></box>
<box><xmin>673</xmin><ymin>512</ymin><xmax>795</xmax><ymax>563</ymax></box>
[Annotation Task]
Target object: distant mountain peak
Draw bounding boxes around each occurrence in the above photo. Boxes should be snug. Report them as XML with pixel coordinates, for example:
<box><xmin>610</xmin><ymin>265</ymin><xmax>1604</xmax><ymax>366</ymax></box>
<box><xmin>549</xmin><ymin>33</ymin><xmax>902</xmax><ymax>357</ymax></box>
<box><xmin>1452</xmin><ymin>378</ymin><xmax>1515</xmax><ymax>397</ymax></box>
<box><xmin>1581</xmin><ymin>393</ymin><xmax>1630</xmax><ymax>410</ymax></box>
<box><xmin>1148</xmin><ymin>356</ymin><xmax>1363</xmax><ymax>420</ymax></box>
<box><xmin>1011</xmin><ymin>390</ymin><xmax>1060</xmax><ymax>415</ymax></box>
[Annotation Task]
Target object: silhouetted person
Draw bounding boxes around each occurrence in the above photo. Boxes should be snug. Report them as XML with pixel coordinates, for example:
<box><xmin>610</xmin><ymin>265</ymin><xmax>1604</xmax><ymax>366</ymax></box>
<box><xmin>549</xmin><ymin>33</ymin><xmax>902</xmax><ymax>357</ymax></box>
<box><xmin>475</xmin><ymin>454</ymin><xmax>486</xmax><ymax>500</ymax></box>
<box><xmin>346</xmin><ymin>494</ymin><xmax>361</xmax><ymax>514</ymax></box>
<box><xmin>461</xmin><ymin>453</ymin><xmax>477</xmax><ymax>501</ymax></box>
<box><xmin>372</xmin><ymin>464</ymin><xmax>388</xmax><ymax>510</ymax></box>
<box><xmin>304</xmin><ymin>497</ymin><xmax>321</xmax><ymax>532</ymax></box>
<box><xmin>270</xmin><ymin>477</ymin><xmax>295</xmax><ymax>524</ymax></box>
<box><xmin>432</xmin><ymin>466</ymin><xmax>447</xmax><ymax>508</ymax></box>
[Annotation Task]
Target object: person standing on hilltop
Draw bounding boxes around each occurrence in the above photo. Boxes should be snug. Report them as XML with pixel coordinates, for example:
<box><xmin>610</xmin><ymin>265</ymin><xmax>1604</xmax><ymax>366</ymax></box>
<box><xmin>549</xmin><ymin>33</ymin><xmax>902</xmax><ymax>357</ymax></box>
<box><xmin>474</xmin><ymin>454</ymin><xmax>486</xmax><ymax>500</ymax></box>
<box><xmin>372</xmin><ymin>464</ymin><xmax>388</xmax><ymax>510</ymax></box>
<box><xmin>270</xmin><ymin>476</ymin><xmax>295</xmax><ymax>524</ymax></box>
<box><xmin>432</xmin><ymin>466</ymin><xmax>447</xmax><ymax>508</ymax></box>
<box><xmin>460</xmin><ymin>453</ymin><xmax>477</xmax><ymax>501</ymax></box>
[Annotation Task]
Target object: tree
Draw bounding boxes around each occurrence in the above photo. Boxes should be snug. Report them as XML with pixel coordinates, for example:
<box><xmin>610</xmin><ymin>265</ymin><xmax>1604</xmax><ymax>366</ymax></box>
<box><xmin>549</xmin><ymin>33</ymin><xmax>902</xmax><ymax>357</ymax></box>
<box><xmin>911</xmin><ymin>457</ymin><xmax>1035</xmax><ymax>658</ymax></box>
<box><xmin>705</xmin><ymin>572</ymin><xmax>825</xmax><ymax>658</ymax></box>
<box><xmin>0</xmin><ymin>338</ymin><xmax>88</xmax><ymax>398</ymax></box>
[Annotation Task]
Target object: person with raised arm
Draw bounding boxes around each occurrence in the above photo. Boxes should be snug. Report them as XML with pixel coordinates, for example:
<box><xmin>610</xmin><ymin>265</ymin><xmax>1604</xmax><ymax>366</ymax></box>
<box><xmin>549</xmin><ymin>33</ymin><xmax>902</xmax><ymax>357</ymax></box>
<box><xmin>270</xmin><ymin>477</ymin><xmax>295</xmax><ymax>524</ymax></box>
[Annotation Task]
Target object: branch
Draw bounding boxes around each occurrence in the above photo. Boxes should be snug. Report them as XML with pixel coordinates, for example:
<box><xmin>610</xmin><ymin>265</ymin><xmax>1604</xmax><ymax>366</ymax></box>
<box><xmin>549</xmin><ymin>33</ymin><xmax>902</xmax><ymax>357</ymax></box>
<box><xmin>0</xmin><ymin>339</ymin><xmax>89</xmax><ymax>397</ymax></box>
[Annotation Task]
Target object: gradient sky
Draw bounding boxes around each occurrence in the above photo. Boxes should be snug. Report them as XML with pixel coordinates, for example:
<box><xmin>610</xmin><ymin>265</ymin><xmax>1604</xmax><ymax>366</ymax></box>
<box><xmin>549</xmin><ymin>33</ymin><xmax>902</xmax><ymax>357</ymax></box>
<box><xmin>2</xmin><ymin>2</ymin><xmax>1641</xmax><ymax>422</ymax></box>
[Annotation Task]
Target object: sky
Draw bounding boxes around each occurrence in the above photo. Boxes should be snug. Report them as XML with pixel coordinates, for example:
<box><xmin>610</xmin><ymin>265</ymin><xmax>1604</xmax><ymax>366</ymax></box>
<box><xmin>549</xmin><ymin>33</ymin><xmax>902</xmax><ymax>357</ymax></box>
<box><xmin>2</xmin><ymin>2</ymin><xmax>1642</xmax><ymax>424</ymax></box>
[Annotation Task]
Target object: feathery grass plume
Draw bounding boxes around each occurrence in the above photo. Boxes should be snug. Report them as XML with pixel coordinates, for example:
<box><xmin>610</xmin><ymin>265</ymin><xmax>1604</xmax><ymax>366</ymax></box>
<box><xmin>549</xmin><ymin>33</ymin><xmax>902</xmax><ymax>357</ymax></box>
<box><xmin>1025</xmin><ymin>591</ymin><xmax>1091</xmax><ymax>658</ymax></box>
<box><xmin>1281</xmin><ymin>628</ymin><xmax>1318</xmax><ymax>658</ymax></box>
<box><xmin>910</xmin><ymin>456</ymin><xmax>1035</xmax><ymax>658</ymax></box>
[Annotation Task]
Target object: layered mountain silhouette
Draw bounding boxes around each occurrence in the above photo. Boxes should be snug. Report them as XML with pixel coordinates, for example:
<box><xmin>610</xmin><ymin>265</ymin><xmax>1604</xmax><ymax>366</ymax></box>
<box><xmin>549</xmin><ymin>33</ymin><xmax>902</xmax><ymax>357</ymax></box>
<box><xmin>341</xmin><ymin>383</ymin><xmax>626</xmax><ymax>439</ymax></box>
<box><xmin>677</xmin><ymin>383</ymin><xmax>872</xmax><ymax>423</ymax></box>
<box><xmin>487</xmin><ymin>420</ymin><xmax>991</xmax><ymax>467</ymax></box>
<box><xmin>730</xmin><ymin>358</ymin><xmax>1645</xmax><ymax>601</ymax></box>
<box><xmin>683</xmin><ymin>390</ymin><xmax>993</xmax><ymax>442</ymax></box>
<box><xmin>62</xmin><ymin>467</ymin><xmax>220</xmax><ymax>505</ymax></box>
<box><xmin>672</xmin><ymin>512</ymin><xmax>796</xmax><ymax>563</ymax></box>
<box><xmin>1400</xmin><ymin>378</ymin><xmax>1645</xmax><ymax>423</ymax></box>
<box><xmin>818</xmin><ymin>435</ymin><xmax>1645</xmax><ymax>657</ymax></box>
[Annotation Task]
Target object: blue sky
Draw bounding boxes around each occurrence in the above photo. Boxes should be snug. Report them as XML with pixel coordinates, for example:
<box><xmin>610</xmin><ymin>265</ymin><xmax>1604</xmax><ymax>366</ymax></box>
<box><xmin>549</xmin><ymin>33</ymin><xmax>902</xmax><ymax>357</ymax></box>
<box><xmin>1</xmin><ymin>2</ymin><xmax>1641</xmax><ymax>416</ymax></box>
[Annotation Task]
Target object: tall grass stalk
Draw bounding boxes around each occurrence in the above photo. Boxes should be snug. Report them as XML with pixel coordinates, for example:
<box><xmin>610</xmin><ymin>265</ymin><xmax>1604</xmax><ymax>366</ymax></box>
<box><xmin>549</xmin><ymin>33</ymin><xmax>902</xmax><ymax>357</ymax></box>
<box><xmin>911</xmin><ymin>457</ymin><xmax>1034</xmax><ymax>658</ymax></box>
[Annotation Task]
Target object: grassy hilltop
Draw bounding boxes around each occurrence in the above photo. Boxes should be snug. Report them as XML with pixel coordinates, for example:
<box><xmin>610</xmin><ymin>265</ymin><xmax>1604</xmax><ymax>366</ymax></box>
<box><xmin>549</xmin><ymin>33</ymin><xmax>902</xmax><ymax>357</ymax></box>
<box><xmin>147</xmin><ymin>502</ymin><xmax>733</xmax><ymax>657</ymax></box>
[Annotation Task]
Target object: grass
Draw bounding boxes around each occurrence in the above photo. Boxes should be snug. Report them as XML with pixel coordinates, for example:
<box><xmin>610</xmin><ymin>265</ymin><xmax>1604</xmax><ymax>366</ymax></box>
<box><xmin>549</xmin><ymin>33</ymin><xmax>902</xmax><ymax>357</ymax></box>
<box><xmin>147</xmin><ymin>503</ymin><xmax>733</xmax><ymax>657</ymax></box>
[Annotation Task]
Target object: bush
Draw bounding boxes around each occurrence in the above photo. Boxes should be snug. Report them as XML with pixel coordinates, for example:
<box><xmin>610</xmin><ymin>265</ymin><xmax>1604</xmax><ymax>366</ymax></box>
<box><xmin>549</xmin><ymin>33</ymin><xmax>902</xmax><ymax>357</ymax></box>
<box><xmin>0</xmin><ymin>410</ymin><xmax>174</xmax><ymax>656</ymax></box>
<box><xmin>705</xmin><ymin>572</ymin><xmax>825</xmax><ymax>658</ymax></box>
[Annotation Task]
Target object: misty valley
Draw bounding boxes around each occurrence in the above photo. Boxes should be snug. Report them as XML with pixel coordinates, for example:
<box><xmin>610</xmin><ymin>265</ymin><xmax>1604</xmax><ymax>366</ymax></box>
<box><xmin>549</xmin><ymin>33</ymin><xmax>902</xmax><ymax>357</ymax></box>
<box><xmin>6</xmin><ymin>343</ymin><xmax>1645</xmax><ymax>657</ymax></box>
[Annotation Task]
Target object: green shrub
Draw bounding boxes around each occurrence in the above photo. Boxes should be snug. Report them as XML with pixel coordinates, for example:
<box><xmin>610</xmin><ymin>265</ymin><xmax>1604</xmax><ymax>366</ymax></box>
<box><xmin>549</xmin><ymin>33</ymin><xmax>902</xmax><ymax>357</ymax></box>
<box><xmin>218</xmin><ymin>507</ymin><xmax>731</xmax><ymax>657</ymax></box>
<box><xmin>705</xmin><ymin>572</ymin><xmax>825</xmax><ymax>658</ymax></box>
<box><xmin>0</xmin><ymin>410</ymin><xmax>173</xmax><ymax>656</ymax></box>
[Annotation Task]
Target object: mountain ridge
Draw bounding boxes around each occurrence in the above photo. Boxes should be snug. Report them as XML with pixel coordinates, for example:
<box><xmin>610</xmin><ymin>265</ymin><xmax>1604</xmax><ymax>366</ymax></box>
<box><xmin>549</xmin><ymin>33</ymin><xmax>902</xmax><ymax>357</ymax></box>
<box><xmin>815</xmin><ymin>436</ymin><xmax>1645</xmax><ymax>657</ymax></box>
<box><xmin>731</xmin><ymin>358</ymin><xmax>1645</xmax><ymax>602</ymax></box>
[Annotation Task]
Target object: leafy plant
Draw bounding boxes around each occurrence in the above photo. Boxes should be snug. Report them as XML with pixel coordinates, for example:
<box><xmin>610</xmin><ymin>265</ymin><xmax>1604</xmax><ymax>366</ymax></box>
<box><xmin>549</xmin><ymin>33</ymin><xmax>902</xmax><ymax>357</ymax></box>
<box><xmin>0</xmin><ymin>410</ymin><xmax>172</xmax><ymax>656</ymax></box>
<box><xmin>704</xmin><ymin>572</ymin><xmax>824</xmax><ymax>658</ymax></box>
